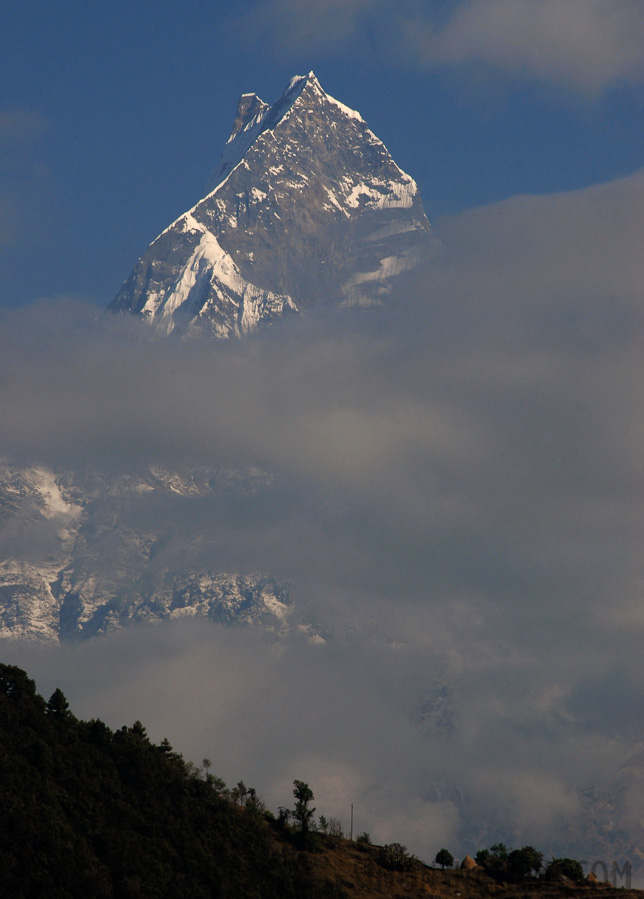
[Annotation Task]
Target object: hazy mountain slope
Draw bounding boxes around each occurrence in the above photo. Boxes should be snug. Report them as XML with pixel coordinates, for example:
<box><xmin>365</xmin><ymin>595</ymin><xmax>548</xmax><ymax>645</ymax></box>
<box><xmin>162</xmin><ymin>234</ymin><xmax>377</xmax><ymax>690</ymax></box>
<box><xmin>0</xmin><ymin>463</ymin><xmax>290</xmax><ymax>642</ymax></box>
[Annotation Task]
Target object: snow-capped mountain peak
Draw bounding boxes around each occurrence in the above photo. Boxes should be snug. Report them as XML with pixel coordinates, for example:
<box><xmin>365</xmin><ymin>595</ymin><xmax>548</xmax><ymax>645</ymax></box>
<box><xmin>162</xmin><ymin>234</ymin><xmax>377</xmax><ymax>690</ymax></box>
<box><xmin>110</xmin><ymin>72</ymin><xmax>435</xmax><ymax>338</ymax></box>
<box><xmin>205</xmin><ymin>71</ymin><xmax>367</xmax><ymax>198</ymax></box>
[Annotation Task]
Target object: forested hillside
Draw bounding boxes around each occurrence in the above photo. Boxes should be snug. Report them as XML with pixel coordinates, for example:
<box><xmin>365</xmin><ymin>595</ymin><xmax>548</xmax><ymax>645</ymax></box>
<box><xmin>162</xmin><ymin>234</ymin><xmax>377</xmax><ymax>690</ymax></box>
<box><xmin>0</xmin><ymin>663</ymin><xmax>345</xmax><ymax>897</ymax></box>
<box><xmin>0</xmin><ymin>663</ymin><xmax>640</xmax><ymax>899</ymax></box>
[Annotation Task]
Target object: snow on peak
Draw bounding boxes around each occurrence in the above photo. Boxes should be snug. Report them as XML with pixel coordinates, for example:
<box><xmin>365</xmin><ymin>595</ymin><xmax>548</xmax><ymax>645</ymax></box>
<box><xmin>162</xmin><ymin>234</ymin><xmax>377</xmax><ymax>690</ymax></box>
<box><xmin>295</xmin><ymin>71</ymin><xmax>365</xmax><ymax>123</ymax></box>
<box><xmin>228</xmin><ymin>92</ymin><xmax>270</xmax><ymax>142</ymax></box>
<box><xmin>324</xmin><ymin>91</ymin><xmax>365</xmax><ymax>123</ymax></box>
<box><xmin>204</xmin><ymin>72</ymin><xmax>364</xmax><ymax>196</ymax></box>
<box><xmin>285</xmin><ymin>72</ymin><xmax>309</xmax><ymax>93</ymax></box>
<box><xmin>110</xmin><ymin>71</ymin><xmax>434</xmax><ymax>338</ymax></box>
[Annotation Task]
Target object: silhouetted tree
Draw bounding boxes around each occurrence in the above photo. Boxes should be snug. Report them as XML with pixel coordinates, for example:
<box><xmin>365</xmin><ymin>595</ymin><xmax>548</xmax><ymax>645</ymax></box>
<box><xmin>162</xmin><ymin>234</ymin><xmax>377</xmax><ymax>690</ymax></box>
<box><xmin>476</xmin><ymin>842</ymin><xmax>509</xmax><ymax>878</ymax></box>
<box><xmin>46</xmin><ymin>688</ymin><xmax>73</xmax><ymax>720</ymax></box>
<box><xmin>231</xmin><ymin>780</ymin><xmax>249</xmax><ymax>805</ymax></box>
<box><xmin>435</xmin><ymin>848</ymin><xmax>454</xmax><ymax>869</ymax></box>
<box><xmin>508</xmin><ymin>846</ymin><xmax>543</xmax><ymax>880</ymax></box>
<box><xmin>292</xmin><ymin>780</ymin><xmax>315</xmax><ymax>842</ymax></box>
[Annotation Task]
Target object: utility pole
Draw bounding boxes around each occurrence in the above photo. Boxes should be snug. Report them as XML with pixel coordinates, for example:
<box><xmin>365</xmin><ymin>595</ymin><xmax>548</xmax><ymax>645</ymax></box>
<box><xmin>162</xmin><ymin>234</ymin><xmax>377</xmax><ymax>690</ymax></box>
<box><xmin>350</xmin><ymin>803</ymin><xmax>353</xmax><ymax>841</ymax></box>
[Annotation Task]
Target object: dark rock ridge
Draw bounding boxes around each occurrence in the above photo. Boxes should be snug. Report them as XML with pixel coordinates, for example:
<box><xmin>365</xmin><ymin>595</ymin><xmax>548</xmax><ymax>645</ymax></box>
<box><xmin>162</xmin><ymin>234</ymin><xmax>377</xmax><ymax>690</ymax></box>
<box><xmin>110</xmin><ymin>72</ymin><xmax>435</xmax><ymax>338</ymax></box>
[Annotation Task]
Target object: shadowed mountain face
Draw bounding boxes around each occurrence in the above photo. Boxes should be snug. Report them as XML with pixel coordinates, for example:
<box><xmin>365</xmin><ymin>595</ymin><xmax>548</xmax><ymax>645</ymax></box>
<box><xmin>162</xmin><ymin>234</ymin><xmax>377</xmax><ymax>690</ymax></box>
<box><xmin>109</xmin><ymin>72</ymin><xmax>435</xmax><ymax>338</ymax></box>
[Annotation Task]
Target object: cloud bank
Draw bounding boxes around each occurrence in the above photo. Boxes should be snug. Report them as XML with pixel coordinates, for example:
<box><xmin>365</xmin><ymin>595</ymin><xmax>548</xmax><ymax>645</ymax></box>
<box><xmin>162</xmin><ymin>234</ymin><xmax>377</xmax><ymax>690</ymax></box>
<box><xmin>1</xmin><ymin>168</ymin><xmax>642</xmax><ymax>872</ymax></box>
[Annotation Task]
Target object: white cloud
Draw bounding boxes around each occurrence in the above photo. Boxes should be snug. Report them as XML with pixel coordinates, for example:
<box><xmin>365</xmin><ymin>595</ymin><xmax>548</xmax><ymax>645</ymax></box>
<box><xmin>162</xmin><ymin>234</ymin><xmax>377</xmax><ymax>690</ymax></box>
<box><xmin>407</xmin><ymin>0</ymin><xmax>644</xmax><ymax>94</ymax></box>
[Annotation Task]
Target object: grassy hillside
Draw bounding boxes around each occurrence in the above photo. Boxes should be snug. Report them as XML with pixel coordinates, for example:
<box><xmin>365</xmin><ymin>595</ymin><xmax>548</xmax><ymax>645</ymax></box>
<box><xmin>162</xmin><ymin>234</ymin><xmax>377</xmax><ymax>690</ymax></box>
<box><xmin>289</xmin><ymin>838</ymin><xmax>641</xmax><ymax>898</ymax></box>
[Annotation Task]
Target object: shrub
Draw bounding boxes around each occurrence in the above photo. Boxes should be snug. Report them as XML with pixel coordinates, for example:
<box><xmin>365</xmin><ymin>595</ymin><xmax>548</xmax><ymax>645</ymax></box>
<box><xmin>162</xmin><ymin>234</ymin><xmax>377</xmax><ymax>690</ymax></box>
<box><xmin>379</xmin><ymin>842</ymin><xmax>416</xmax><ymax>872</ymax></box>
<box><xmin>545</xmin><ymin>857</ymin><xmax>584</xmax><ymax>882</ymax></box>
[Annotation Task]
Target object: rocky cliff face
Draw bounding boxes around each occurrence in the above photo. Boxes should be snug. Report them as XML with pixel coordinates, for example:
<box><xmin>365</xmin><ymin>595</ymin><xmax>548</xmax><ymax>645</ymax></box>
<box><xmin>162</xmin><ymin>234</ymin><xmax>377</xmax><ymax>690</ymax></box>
<box><xmin>109</xmin><ymin>72</ymin><xmax>435</xmax><ymax>338</ymax></box>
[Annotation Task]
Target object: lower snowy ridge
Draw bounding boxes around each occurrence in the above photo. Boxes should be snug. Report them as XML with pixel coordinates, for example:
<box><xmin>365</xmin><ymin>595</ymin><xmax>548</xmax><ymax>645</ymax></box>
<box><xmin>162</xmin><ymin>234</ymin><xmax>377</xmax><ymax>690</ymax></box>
<box><xmin>0</xmin><ymin>462</ymin><xmax>292</xmax><ymax>642</ymax></box>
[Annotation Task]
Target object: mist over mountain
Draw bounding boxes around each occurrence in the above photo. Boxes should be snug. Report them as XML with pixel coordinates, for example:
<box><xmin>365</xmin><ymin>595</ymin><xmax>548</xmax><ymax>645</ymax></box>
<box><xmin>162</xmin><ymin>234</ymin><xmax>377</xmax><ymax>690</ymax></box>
<box><xmin>0</xmin><ymin>73</ymin><xmax>642</xmax><ymax>879</ymax></box>
<box><xmin>0</xmin><ymin>73</ymin><xmax>440</xmax><ymax>643</ymax></box>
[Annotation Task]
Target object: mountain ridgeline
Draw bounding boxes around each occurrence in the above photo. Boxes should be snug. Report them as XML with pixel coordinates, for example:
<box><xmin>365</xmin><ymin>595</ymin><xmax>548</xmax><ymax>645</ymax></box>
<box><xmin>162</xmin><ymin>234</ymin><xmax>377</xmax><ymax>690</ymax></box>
<box><xmin>109</xmin><ymin>72</ymin><xmax>435</xmax><ymax>338</ymax></box>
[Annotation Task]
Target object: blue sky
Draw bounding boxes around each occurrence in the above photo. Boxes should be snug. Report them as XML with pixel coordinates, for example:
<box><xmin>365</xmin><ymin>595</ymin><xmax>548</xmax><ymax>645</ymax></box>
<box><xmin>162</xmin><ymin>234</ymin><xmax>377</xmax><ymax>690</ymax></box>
<box><xmin>1</xmin><ymin>0</ymin><xmax>642</xmax><ymax>308</ymax></box>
